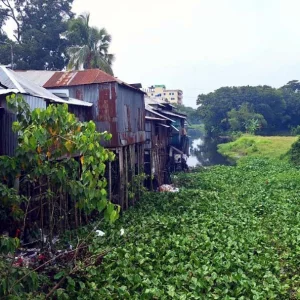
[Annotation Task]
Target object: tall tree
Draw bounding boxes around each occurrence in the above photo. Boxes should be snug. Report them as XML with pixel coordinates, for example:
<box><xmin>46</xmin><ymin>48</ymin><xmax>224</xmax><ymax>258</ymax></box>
<box><xmin>281</xmin><ymin>80</ymin><xmax>300</xmax><ymax>92</ymax></box>
<box><xmin>174</xmin><ymin>104</ymin><xmax>201</xmax><ymax>124</ymax></box>
<box><xmin>197</xmin><ymin>86</ymin><xmax>286</xmax><ymax>136</ymax></box>
<box><xmin>0</xmin><ymin>0</ymin><xmax>74</xmax><ymax>70</ymax></box>
<box><xmin>227</xmin><ymin>103</ymin><xmax>267</xmax><ymax>133</ymax></box>
<box><xmin>66</xmin><ymin>13</ymin><xmax>115</xmax><ymax>75</ymax></box>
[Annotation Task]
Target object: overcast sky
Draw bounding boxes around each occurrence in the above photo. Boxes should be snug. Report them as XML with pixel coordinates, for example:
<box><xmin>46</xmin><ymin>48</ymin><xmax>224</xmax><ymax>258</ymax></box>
<box><xmin>72</xmin><ymin>0</ymin><xmax>300</xmax><ymax>107</ymax></box>
<box><xmin>7</xmin><ymin>0</ymin><xmax>300</xmax><ymax>107</ymax></box>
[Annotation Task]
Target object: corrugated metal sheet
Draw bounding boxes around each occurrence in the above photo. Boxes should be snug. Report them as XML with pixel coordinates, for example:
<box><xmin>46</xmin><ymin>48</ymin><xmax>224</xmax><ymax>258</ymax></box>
<box><xmin>0</xmin><ymin>108</ymin><xmax>17</xmax><ymax>156</ymax></box>
<box><xmin>146</xmin><ymin>105</ymin><xmax>174</xmax><ymax>122</ymax></box>
<box><xmin>41</xmin><ymin>69</ymin><xmax>144</xmax><ymax>94</ymax></box>
<box><xmin>15</xmin><ymin>70</ymin><xmax>56</xmax><ymax>87</ymax></box>
<box><xmin>158</xmin><ymin>123</ymin><xmax>170</xmax><ymax>128</ymax></box>
<box><xmin>117</xmin><ymin>85</ymin><xmax>145</xmax><ymax>145</ymax></box>
<box><xmin>0</xmin><ymin>66</ymin><xmax>64</xmax><ymax>103</ymax></box>
<box><xmin>145</xmin><ymin>116</ymin><xmax>165</xmax><ymax>121</ymax></box>
<box><xmin>0</xmin><ymin>88</ymin><xmax>18</xmax><ymax>95</ymax></box>
<box><xmin>67</xmin><ymin>98</ymin><xmax>93</xmax><ymax>107</ymax></box>
<box><xmin>24</xmin><ymin>95</ymin><xmax>47</xmax><ymax>111</ymax></box>
<box><xmin>48</xmin><ymin>81</ymin><xmax>146</xmax><ymax>148</ymax></box>
<box><xmin>156</xmin><ymin>110</ymin><xmax>187</xmax><ymax>119</ymax></box>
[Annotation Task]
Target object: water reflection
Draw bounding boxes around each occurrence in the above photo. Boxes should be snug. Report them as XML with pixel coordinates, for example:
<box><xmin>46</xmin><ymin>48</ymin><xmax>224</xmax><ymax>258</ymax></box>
<box><xmin>187</xmin><ymin>136</ymin><xmax>231</xmax><ymax>167</ymax></box>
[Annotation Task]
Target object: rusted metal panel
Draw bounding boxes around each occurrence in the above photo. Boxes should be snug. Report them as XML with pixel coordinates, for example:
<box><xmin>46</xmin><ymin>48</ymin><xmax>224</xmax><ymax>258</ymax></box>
<box><xmin>75</xmin><ymin>89</ymin><xmax>83</xmax><ymax>100</ymax></box>
<box><xmin>43</xmin><ymin>69</ymin><xmax>145</xmax><ymax>94</ymax></box>
<box><xmin>44</xmin><ymin>70</ymin><xmax>114</xmax><ymax>87</ymax></box>
<box><xmin>0</xmin><ymin>95</ymin><xmax>47</xmax><ymax>156</ymax></box>
<box><xmin>0</xmin><ymin>100</ymin><xmax>17</xmax><ymax>156</ymax></box>
<box><xmin>116</xmin><ymin>85</ymin><xmax>145</xmax><ymax>146</ymax></box>
<box><xmin>43</xmin><ymin>81</ymin><xmax>145</xmax><ymax>148</ymax></box>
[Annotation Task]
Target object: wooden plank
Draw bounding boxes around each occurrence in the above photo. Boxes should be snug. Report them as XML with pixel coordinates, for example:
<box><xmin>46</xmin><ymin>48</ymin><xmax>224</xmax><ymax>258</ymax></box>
<box><xmin>124</xmin><ymin>146</ymin><xmax>129</xmax><ymax>210</ymax></box>
<box><xmin>108</xmin><ymin>161</ymin><xmax>112</xmax><ymax>201</ymax></box>
<box><xmin>118</xmin><ymin>147</ymin><xmax>124</xmax><ymax>211</ymax></box>
<box><xmin>130</xmin><ymin>144</ymin><xmax>136</xmax><ymax>206</ymax></box>
<box><xmin>137</xmin><ymin>144</ymin><xmax>140</xmax><ymax>201</ymax></box>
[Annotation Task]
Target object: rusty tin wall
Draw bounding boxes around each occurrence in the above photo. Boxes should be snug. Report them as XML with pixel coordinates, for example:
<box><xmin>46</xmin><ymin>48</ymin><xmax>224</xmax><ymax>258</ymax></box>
<box><xmin>116</xmin><ymin>84</ymin><xmax>145</xmax><ymax>146</ymax></box>
<box><xmin>59</xmin><ymin>82</ymin><xmax>145</xmax><ymax>148</ymax></box>
<box><xmin>0</xmin><ymin>95</ymin><xmax>47</xmax><ymax>156</ymax></box>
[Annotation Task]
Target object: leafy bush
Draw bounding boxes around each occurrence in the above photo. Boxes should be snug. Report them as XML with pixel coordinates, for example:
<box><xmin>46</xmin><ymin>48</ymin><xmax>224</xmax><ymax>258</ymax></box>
<box><xmin>290</xmin><ymin>125</ymin><xmax>300</xmax><ymax>136</ymax></box>
<box><xmin>288</xmin><ymin>137</ymin><xmax>300</xmax><ymax>165</ymax></box>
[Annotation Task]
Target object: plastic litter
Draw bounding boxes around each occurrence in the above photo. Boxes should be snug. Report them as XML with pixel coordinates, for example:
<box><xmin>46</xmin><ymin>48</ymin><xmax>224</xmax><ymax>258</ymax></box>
<box><xmin>95</xmin><ymin>230</ymin><xmax>105</xmax><ymax>237</ymax></box>
<box><xmin>158</xmin><ymin>184</ymin><xmax>179</xmax><ymax>193</ymax></box>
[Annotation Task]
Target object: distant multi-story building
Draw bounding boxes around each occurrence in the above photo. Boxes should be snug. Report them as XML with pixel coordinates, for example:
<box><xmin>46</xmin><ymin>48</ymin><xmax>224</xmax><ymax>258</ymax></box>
<box><xmin>143</xmin><ymin>85</ymin><xmax>183</xmax><ymax>105</ymax></box>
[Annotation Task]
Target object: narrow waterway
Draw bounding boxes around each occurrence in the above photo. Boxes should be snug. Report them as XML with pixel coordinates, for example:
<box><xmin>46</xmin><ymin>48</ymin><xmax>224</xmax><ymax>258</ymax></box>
<box><xmin>187</xmin><ymin>136</ymin><xmax>231</xmax><ymax>167</ymax></box>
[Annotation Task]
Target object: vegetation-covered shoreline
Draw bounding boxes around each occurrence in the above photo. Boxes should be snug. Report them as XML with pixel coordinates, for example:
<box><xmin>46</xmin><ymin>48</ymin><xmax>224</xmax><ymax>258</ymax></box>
<box><xmin>218</xmin><ymin>134</ymin><xmax>297</xmax><ymax>160</ymax></box>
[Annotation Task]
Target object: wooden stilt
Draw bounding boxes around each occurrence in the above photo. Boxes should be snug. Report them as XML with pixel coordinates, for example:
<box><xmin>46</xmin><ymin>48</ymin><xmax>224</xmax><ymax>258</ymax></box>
<box><xmin>118</xmin><ymin>147</ymin><xmax>125</xmax><ymax>211</ymax></box>
<box><xmin>131</xmin><ymin>144</ymin><xmax>136</xmax><ymax>206</ymax></box>
<box><xmin>124</xmin><ymin>146</ymin><xmax>129</xmax><ymax>210</ymax></box>
<box><xmin>108</xmin><ymin>161</ymin><xmax>112</xmax><ymax>202</ymax></box>
<box><xmin>137</xmin><ymin>144</ymin><xmax>140</xmax><ymax>200</ymax></box>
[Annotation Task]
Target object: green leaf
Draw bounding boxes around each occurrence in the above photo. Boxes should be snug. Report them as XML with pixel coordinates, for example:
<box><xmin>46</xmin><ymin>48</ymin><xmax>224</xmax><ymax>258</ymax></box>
<box><xmin>54</xmin><ymin>271</ymin><xmax>65</xmax><ymax>280</ymax></box>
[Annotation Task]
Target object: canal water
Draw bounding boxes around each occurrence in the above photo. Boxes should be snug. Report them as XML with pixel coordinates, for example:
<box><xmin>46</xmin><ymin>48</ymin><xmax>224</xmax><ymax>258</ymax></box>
<box><xmin>187</xmin><ymin>136</ymin><xmax>231</xmax><ymax>167</ymax></box>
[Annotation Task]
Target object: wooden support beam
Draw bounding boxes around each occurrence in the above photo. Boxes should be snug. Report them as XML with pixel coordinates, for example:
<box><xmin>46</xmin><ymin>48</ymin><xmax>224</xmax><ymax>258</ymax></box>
<box><xmin>137</xmin><ymin>144</ymin><xmax>140</xmax><ymax>201</ymax></box>
<box><xmin>118</xmin><ymin>147</ymin><xmax>125</xmax><ymax>211</ymax></box>
<box><xmin>108</xmin><ymin>161</ymin><xmax>112</xmax><ymax>201</ymax></box>
<box><xmin>130</xmin><ymin>144</ymin><xmax>136</xmax><ymax>206</ymax></box>
<box><xmin>124</xmin><ymin>146</ymin><xmax>129</xmax><ymax>210</ymax></box>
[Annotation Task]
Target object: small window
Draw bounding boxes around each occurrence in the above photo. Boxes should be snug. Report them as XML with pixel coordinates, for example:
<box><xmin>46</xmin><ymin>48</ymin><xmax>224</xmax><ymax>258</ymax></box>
<box><xmin>169</xmin><ymin>92</ymin><xmax>171</xmax><ymax>95</ymax></box>
<box><xmin>164</xmin><ymin>93</ymin><xmax>166</xmax><ymax>95</ymax></box>
<box><xmin>151</xmin><ymin>93</ymin><xmax>153</xmax><ymax>96</ymax></box>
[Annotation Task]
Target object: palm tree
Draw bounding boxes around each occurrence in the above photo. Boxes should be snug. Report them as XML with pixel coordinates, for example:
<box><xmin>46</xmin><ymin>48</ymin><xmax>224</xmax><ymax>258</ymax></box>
<box><xmin>66</xmin><ymin>13</ymin><xmax>115</xmax><ymax>75</ymax></box>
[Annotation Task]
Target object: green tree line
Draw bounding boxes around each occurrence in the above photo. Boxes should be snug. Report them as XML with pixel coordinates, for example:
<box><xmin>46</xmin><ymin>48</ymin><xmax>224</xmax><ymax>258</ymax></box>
<box><xmin>197</xmin><ymin>80</ymin><xmax>300</xmax><ymax>136</ymax></box>
<box><xmin>0</xmin><ymin>1</ymin><xmax>114</xmax><ymax>74</ymax></box>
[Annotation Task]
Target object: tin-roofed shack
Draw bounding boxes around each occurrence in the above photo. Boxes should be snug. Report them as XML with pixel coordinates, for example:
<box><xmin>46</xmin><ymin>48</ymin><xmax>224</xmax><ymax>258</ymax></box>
<box><xmin>145</xmin><ymin>97</ymin><xmax>189</xmax><ymax>175</ymax></box>
<box><xmin>18</xmin><ymin>69</ymin><xmax>146</xmax><ymax>210</ymax></box>
<box><xmin>0</xmin><ymin>66</ymin><xmax>92</xmax><ymax>156</ymax></box>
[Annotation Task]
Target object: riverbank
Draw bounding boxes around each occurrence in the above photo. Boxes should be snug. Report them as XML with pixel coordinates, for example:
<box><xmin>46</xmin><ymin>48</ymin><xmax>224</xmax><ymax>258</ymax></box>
<box><xmin>218</xmin><ymin>134</ymin><xmax>297</xmax><ymax>160</ymax></box>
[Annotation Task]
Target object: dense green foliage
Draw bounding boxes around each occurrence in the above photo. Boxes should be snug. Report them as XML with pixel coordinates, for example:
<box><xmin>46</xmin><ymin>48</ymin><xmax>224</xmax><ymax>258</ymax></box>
<box><xmin>0</xmin><ymin>1</ymin><xmax>114</xmax><ymax>72</ymax></box>
<box><xmin>288</xmin><ymin>137</ymin><xmax>300</xmax><ymax>166</ymax></box>
<box><xmin>174</xmin><ymin>104</ymin><xmax>201</xmax><ymax>124</ymax></box>
<box><xmin>0</xmin><ymin>0</ymin><xmax>74</xmax><ymax>70</ymax></box>
<box><xmin>0</xmin><ymin>95</ymin><xmax>119</xmax><ymax>297</ymax></box>
<box><xmin>197</xmin><ymin>82</ymin><xmax>300</xmax><ymax>136</ymax></box>
<box><xmin>227</xmin><ymin>103</ymin><xmax>266</xmax><ymax>134</ymax></box>
<box><xmin>50</xmin><ymin>158</ymin><xmax>300</xmax><ymax>299</ymax></box>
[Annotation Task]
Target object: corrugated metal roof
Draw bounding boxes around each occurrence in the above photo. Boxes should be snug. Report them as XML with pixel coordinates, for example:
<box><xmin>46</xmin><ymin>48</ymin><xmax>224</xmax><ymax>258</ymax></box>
<box><xmin>17</xmin><ymin>69</ymin><xmax>145</xmax><ymax>94</ymax></box>
<box><xmin>157</xmin><ymin>110</ymin><xmax>187</xmax><ymax>119</ymax></box>
<box><xmin>145</xmin><ymin>97</ymin><xmax>168</xmax><ymax>106</ymax></box>
<box><xmin>145</xmin><ymin>116</ymin><xmax>165</xmax><ymax>121</ymax></box>
<box><xmin>145</xmin><ymin>104</ymin><xmax>174</xmax><ymax>122</ymax></box>
<box><xmin>67</xmin><ymin>97</ymin><xmax>93</xmax><ymax>107</ymax></box>
<box><xmin>171</xmin><ymin>125</ymin><xmax>179</xmax><ymax>132</ymax></box>
<box><xmin>0</xmin><ymin>88</ymin><xmax>19</xmax><ymax>95</ymax></box>
<box><xmin>15</xmin><ymin>70</ymin><xmax>56</xmax><ymax>87</ymax></box>
<box><xmin>42</xmin><ymin>69</ymin><xmax>144</xmax><ymax>93</ymax></box>
<box><xmin>158</xmin><ymin>123</ymin><xmax>170</xmax><ymax>128</ymax></box>
<box><xmin>0</xmin><ymin>66</ymin><xmax>63</xmax><ymax>103</ymax></box>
